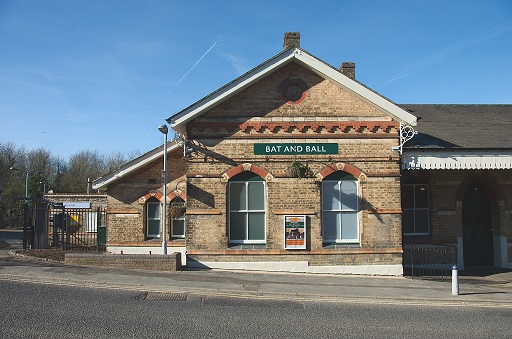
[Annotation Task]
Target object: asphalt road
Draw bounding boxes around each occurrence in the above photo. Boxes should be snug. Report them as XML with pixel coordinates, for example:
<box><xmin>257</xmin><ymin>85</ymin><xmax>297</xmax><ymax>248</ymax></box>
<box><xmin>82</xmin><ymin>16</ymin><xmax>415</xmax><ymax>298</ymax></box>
<box><xmin>1</xmin><ymin>280</ymin><xmax>511</xmax><ymax>339</ymax></box>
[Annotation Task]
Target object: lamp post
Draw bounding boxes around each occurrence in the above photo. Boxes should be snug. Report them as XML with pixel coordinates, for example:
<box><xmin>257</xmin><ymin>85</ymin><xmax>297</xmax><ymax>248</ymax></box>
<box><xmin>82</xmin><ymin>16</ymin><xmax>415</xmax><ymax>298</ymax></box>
<box><xmin>158</xmin><ymin>124</ymin><xmax>168</xmax><ymax>255</ymax></box>
<box><xmin>9</xmin><ymin>167</ymin><xmax>30</xmax><ymax>249</ymax></box>
<box><xmin>10</xmin><ymin>167</ymin><xmax>46</xmax><ymax>249</ymax></box>
<box><xmin>9</xmin><ymin>167</ymin><xmax>29</xmax><ymax>198</ymax></box>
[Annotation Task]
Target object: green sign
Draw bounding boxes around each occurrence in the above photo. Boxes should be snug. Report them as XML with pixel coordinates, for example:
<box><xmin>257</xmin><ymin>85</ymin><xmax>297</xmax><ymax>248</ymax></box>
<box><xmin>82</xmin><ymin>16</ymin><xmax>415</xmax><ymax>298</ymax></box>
<box><xmin>254</xmin><ymin>143</ymin><xmax>338</xmax><ymax>155</ymax></box>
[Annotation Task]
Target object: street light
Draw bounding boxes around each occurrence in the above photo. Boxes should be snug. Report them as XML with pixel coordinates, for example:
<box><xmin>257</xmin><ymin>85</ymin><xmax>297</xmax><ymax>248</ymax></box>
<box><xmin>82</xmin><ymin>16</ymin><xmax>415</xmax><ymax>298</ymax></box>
<box><xmin>9</xmin><ymin>167</ymin><xmax>29</xmax><ymax>199</ymax></box>
<box><xmin>10</xmin><ymin>166</ymin><xmax>31</xmax><ymax>250</ymax></box>
<box><xmin>9</xmin><ymin>167</ymin><xmax>44</xmax><ymax>199</ymax></box>
<box><xmin>158</xmin><ymin>124</ymin><xmax>168</xmax><ymax>255</ymax></box>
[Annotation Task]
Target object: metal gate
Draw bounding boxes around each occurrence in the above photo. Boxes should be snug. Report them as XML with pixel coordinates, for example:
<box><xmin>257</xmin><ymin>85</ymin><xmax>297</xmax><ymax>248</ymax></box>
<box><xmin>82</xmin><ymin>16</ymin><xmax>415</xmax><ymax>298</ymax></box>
<box><xmin>28</xmin><ymin>200</ymin><xmax>106</xmax><ymax>252</ymax></box>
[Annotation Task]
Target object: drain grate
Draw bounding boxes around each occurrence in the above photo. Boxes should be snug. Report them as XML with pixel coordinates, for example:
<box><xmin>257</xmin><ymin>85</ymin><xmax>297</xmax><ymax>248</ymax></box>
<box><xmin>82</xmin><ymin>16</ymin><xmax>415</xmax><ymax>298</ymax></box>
<box><xmin>138</xmin><ymin>292</ymin><xmax>188</xmax><ymax>301</ymax></box>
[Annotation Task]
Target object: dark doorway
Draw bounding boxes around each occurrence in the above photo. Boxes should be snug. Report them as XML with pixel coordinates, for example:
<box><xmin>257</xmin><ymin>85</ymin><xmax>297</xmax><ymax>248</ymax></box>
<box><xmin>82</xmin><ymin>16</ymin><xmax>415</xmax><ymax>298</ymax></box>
<box><xmin>462</xmin><ymin>180</ymin><xmax>494</xmax><ymax>267</ymax></box>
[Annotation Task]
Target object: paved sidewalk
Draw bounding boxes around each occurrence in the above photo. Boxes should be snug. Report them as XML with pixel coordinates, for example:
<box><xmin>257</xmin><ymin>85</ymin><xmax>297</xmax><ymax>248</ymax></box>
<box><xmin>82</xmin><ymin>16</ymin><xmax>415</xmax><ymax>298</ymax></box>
<box><xmin>1</xmin><ymin>230</ymin><xmax>512</xmax><ymax>307</ymax></box>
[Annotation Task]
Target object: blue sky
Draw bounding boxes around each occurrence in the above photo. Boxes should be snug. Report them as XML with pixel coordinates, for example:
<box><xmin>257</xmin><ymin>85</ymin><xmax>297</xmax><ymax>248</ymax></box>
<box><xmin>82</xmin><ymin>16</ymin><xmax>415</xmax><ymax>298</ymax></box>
<box><xmin>1</xmin><ymin>0</ymin><xmax>511</xmax><ymax>160</ymax></box>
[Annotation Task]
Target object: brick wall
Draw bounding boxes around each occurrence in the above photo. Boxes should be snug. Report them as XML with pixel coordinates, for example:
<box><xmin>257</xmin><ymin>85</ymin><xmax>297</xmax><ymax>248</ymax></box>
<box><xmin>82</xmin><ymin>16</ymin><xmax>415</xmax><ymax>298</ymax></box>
<box><xmin>403</xmin><ymin>169</ymin><xmax>512</xmax><ymax>246</ymax></box>
<box><xmin>44</xmin><ymin>194</ymin><xmax>107</xmax><ymax>208</ymax></box>
<box><xmin>184</xmin><ymin>62</ymin><xmax>403</xmax><ymax>266</ymax></box>
<box><xmin>105</xmin><ymin>147</ymin><xmax>187</xmax><ymax>244</ymax></box>
<box><xmin>64</xmin><ymin>252</ymin><xmax>182</xmax><ymax>271</ymax></box>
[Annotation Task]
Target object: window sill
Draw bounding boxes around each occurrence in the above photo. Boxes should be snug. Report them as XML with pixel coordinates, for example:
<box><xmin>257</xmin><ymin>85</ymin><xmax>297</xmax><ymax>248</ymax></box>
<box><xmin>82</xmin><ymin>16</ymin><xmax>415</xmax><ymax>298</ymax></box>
<box><xmin>228</xmin><ymin>244</ymin><xmax>267</xmax><ymax>250</ymax></box>
<box><xmin>323</xmin><ymin>243</ymin><xmax>361</xmax><ymax>250</ymax></box>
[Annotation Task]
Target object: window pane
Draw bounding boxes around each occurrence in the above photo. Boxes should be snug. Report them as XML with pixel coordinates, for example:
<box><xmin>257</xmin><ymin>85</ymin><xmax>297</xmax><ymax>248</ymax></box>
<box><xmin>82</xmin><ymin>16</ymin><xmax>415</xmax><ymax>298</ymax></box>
<box><xmin>341</xmin><ymin>180</ymin><xmax>357</xmax><ymax>211</ymax></box>
<box><xmin>172</xmin><ymin>218</ymin><xmax>185</xmax><ymax>237</ymax></box>
<box><xmin>229</xmin><ymin>212</ymin><xmax>246</xmax><ymax>240</ymax></box>
<box><xmin>229</xmin><ymin>183</ymin><xmax>246</xmax><ymax>210</ymax></box>
<box><xmin>248</xmin><ymin>212</ymin><xmax>265</xmax><ymax>240</ymax></box>
<box><xmin>401</xmin><ymin>185</ymin><xmax>414</xmax><ymax>209</ymax></box>
<box><xmin>341</xmin><ymin>212</ymin><xmax>358</xmax><ymax>241</ymax></box>
<box><xmin>147</xmin><ymin>220</ymin><xmax>160</xmax><ymax>237</ymax></box>
<box><xmin>248</xmin><ymin>182</ymin><xmax>264</xmax><ymax>210</ymax></box>
<box><xmin>415</xmin><ymin>185</ymin><xmax>429</xmax><ymax>208</ymax></box>
<box><xmin>402</xmin><ymin>210</ymin><xmax>414</xmax><ymax>234</ymax></box>
<box><xmin>414</xmin><ymin>209</ymin><xmax>429</xmax><ymax>233</ymax></box>
<box><xmin>147</xmin><ymin>203</ymin><xmax>160</xmax><ymax>219</ymax></box>
<box><xmin>322</xmin><ymin>212</ymin><xmax>339</xmax><ymax>241</ymax></box>
<box><xmin>322</xmin><ymin>181</ymin><xmax>340</xmax><ymax>210</ymax></box>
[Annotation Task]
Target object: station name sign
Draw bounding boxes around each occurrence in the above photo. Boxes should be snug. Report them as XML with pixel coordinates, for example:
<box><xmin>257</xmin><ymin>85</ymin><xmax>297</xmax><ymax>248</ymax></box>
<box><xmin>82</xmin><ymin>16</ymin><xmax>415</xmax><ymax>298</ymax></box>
<box><xmin>254</xmin><ymin>143</ymin><xmax>338</xmax><ymax>155</ymax></box>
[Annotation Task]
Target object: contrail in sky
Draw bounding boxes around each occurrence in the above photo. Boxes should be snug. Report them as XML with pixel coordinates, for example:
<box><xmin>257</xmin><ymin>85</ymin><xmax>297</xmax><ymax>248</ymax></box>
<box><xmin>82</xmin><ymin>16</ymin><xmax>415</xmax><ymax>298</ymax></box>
<box><xmin>167</xmin><ymin>42</ymin><xmax>217</xmax><ymax>94</ymax></box>
<box><xmin>385</xmin><ymin>22</ymin><xmax>512</xmax><ymax>83</ymax></box>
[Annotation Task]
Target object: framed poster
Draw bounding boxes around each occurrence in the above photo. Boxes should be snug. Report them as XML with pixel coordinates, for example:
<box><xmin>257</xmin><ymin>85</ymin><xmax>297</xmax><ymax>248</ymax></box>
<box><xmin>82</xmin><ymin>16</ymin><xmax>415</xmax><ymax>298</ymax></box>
<box><xmin>284</xmin><ymin>215</ymin><xmax>306</xmax><ymax>250</ymax></box>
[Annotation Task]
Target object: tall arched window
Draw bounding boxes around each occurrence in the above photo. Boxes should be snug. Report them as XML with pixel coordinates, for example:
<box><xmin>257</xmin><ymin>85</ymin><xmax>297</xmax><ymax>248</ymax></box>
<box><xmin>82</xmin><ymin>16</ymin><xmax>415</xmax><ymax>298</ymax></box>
<box><xmin>170</xmin><ymin>197</ymin><xmax>186</xmax><ymax>239</ymax></box>
<box><xmin>322</xmin><ymin>171</ymin><xmax>359</xmax><ymax>244</ymax></box>
<box><xmin>401</xmin><ymin>177</ymin><xmax>430</xmax><ymax>236</ymax></box>
<box><xmin>228</xmin><ymin>172</ymin><xmax>266</xmax><ymax>244</ymax></box>
<box><xmin>146</xmin><ymin>197</ymin><xmax>161</xmax><ymax>239</ymax></box>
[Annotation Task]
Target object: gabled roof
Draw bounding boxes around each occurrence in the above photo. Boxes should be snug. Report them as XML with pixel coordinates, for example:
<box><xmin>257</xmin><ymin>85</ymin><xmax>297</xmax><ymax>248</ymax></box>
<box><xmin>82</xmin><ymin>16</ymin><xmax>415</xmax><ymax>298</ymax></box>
<box><xmin>92</xmin><ymin>139</ymin><xmax>182</xmax><ymax>190</ymax></box>
<box><xmin>167</xmin><ymin>47</ymin><xmax>417</xmax><ymax>135</ymax></box>
<box><xmin>402</xmin><ymin>104</ymin><xmax>512</xmax><ymax>149</ymax></box>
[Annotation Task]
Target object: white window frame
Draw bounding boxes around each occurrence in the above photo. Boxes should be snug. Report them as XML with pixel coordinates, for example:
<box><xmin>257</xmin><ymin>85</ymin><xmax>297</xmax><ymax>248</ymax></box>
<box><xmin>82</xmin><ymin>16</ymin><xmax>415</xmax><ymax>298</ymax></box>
<box><xmin>402</xmin><ymin>183</ymin><xmax>430</xmax><ymax>236</ymax></box>
<box><xmin>228</xmin><ymin>180</ymin><xmax>266</xmax><ymax>244</ymax></box>
<box><xmin>146</xmin><ymin>201</ymin><xmax>161</xmax><ymax>238</ymax></box>
<box><xmin>322</xmin><ymin>178</ymin><xmax>360</xmax><ymax>244</ymax></box>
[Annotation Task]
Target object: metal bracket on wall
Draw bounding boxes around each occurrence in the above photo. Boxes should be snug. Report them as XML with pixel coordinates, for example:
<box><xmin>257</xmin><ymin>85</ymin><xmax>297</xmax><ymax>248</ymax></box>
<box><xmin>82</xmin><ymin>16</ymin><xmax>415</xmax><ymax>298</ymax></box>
<box><xmin>392</xmin><ymin>122</ymin><xmax>417</xmax><ymax>155</ymax></box>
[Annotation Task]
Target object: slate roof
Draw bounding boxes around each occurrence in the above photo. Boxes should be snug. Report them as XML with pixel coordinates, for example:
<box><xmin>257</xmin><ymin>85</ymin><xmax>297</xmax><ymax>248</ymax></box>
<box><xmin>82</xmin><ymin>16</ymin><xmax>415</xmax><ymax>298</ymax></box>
<box><xmin>401</xmin><ymin>104</ymin><xmax>512</xmax><ymax>149</ymax></box>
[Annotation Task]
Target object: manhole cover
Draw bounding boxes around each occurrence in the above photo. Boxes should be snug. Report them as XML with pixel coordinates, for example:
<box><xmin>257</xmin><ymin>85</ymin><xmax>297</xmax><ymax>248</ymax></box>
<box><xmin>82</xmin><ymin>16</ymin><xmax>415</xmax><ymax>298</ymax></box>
<box><xmin>138</xmin><ymin>292</ymin><xmax>188</xmax><ymax>301</ymax></box>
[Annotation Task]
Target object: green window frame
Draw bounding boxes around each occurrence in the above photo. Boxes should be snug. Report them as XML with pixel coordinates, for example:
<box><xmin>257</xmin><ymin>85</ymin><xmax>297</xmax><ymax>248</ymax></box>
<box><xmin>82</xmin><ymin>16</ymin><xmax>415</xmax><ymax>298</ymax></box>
<box><xmin>228</xmin><ymin>172</ymin><xmax>266</xmax><ymax>244</ymax></box>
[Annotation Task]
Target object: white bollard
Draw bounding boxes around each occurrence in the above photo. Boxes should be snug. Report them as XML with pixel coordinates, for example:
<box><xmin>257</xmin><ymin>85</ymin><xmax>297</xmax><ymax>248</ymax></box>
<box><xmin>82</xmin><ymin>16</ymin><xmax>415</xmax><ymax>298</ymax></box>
<box><xmin>452</xmin><ymin>265</ymin><xmax>459</xmax><ymax>295</ymax></box>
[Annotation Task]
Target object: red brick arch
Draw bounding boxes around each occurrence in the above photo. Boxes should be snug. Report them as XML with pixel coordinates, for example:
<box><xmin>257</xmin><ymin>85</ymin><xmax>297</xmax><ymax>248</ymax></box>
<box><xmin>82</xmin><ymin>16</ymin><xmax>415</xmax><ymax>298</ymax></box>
<box><xmin>139</xmin><ymin>190</ymin><xmax>186</xmax><ymax>204</ymax></box>
<box><xmin>317</xmin><ymin>163</ymin><xmax>366</xmax><ymax>181</ymax></box>
<box><xmin>223</xmin><ymin>163</ymin><xmax>273</xmax><ymax>181</ymax></box>
<box><xmin>168</xmin><ymin>191</ymin><xmax>187</xmax><ymax>202</ymax></box>
<box><xmin>140</xmin><ymin>191</ymin><xmax>163</xmax><ymax>203</ymax></box>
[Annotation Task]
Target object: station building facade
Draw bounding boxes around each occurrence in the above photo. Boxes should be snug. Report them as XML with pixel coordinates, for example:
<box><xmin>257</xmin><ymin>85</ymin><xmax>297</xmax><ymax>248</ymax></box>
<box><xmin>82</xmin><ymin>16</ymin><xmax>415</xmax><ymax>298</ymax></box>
<box><xmin>93</xmin><ymin>33</ymin><xmax>512</xmax><ymax>274</ymax></box>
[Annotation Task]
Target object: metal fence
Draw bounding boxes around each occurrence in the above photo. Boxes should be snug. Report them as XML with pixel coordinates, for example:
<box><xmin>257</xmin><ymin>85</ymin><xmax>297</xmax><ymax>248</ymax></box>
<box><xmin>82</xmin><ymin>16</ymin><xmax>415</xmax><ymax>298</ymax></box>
<box><xmin>28</xmin><ymin>201</ymin><xmax>106</xmax><ymax>252</ymax></box>
<box><xmin>403</xmin><ymin>244</ymin><xmax>457</xmax><ymax>279</ymax></box>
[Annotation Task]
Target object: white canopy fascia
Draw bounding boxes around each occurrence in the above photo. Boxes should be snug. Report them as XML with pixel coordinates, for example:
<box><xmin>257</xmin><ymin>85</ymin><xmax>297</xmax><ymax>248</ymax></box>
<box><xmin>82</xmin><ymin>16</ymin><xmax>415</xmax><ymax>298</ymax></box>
<box><xmin>403</xmin><ymin>150</ymin><xmax>512</xmax><ymax>170</ymax></box>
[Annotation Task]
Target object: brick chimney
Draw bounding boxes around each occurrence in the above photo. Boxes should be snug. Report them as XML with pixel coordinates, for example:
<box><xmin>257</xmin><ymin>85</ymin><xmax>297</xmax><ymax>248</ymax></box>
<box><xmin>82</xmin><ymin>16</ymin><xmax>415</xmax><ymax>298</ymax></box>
<box><xmin>340</xmin><ymin>62</ymin><xmax>356</xmax><ymax>80</ymax></box>
<box><xmin>283</xmin><ymin>32</ymin><xmax>300</xmax><ymax>50</ymax></box>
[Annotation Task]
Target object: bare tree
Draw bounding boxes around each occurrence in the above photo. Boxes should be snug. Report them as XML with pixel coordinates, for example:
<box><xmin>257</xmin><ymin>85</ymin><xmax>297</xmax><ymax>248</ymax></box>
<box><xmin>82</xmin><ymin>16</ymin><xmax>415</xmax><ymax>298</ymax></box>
<box><xmin>0</xmin><ymin>142</ymin><xmax>137</xmax><ymax>227</ymax></box>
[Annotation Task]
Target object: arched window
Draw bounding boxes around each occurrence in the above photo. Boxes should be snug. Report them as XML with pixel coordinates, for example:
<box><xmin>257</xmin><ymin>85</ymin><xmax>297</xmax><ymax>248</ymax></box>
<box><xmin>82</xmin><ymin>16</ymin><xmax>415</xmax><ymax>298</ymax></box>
<box><xmin>401</xmin><ymin>177</ymin><xmax>429</xmax><ymax>236</ymax></box>
<box><xmin>170</xmin><ymin>197</ymin><xmax>186</xmax><ymax>239</ymax></box>
<box><xmin>228</xmin><ymin>171</ymin><xmax>266</xmax><ymax>244</ymax></box>
<box><xmin>322</xmin><ymin>171</ymin><xmax>359</xmax><ymax>244</ymax></box>
<box><xmin>146</xmin><ymin>197</ymin><xmax>161</xmax><ymax>239</ymax></box>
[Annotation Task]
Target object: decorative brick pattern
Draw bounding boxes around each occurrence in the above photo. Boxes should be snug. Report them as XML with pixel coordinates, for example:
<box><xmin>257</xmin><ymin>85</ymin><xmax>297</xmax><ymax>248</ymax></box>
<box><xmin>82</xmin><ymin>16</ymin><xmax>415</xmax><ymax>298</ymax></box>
<box><xmin>189</xmin><ymin>121</ymin><xmax>398</xmax><ymax>137</ymax></box>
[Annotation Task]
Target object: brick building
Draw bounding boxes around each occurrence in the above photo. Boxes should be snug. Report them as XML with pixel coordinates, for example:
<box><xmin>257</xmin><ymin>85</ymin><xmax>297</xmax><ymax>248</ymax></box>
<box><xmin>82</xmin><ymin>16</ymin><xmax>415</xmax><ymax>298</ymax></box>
<box><xmin>93</xmin><ymin>33</ymin><xmax>512</xmax><ymax>274</ymax></box>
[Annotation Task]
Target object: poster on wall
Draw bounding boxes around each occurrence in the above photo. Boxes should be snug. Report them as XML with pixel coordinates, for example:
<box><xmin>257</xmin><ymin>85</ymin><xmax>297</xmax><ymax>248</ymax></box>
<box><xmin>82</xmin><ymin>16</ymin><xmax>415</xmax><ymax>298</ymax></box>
<box><xmin>284</xmin><ymin>215</ymin><xmax>306</xmax><ymax>250</ymax></box>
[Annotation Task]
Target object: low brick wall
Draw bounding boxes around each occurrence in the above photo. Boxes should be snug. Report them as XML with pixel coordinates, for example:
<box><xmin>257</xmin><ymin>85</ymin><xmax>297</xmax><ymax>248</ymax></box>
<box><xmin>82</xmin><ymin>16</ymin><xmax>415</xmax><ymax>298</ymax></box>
<box><xmin>64</xmin><ymin>252</ymin><xmax>182</xmax><ymax>271</ymax></box>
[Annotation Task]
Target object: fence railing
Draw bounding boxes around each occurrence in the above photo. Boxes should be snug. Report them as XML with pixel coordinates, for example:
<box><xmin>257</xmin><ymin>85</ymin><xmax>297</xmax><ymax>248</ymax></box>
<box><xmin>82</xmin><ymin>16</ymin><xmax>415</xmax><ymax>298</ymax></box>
<box><xmin>403</xmin><ymin>244</ymin><xmax>457</xmax><ymax>279</ymax></box>
<box><xmin>30</xmin><ymin>202</ymin><xmax>106</xmax><ymax>252</ymax></box>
